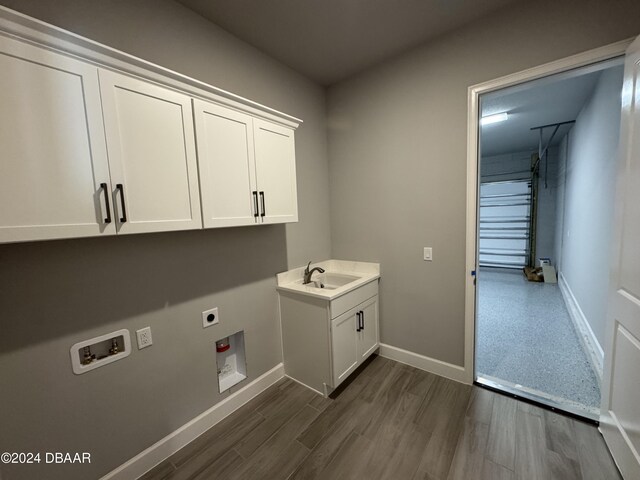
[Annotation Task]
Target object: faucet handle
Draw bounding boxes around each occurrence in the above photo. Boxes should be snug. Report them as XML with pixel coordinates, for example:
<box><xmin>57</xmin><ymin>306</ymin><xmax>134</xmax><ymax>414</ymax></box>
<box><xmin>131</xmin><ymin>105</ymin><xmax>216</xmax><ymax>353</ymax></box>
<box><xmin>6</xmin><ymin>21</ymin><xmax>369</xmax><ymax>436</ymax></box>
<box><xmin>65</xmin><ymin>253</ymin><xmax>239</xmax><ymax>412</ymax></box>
<box><xmin>305</xmin><ymin>261</ymin><xmax>311</xmax><ymax>273</ymax></box>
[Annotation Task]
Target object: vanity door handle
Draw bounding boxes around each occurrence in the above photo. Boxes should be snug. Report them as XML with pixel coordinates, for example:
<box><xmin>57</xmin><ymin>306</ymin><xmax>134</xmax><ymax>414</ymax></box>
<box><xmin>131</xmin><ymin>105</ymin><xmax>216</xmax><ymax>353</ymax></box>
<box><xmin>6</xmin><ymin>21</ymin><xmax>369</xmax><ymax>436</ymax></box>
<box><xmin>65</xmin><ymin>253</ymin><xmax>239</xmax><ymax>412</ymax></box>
<box><xmin>356</xmin><ymin>312</ymin><xmax>361</xmax><ymax>332</ymax></box>
<box><xmin>100</xmin><ymin>183</ymin><xmax>112</xmax><ymax>224</ymax></box>
<box><xmin>116</xmin><ymin>183</ymin><xmax>127</xmax><ymax>223</ymax></box>
<box><xmin>259</xmin><ymin>191</ymin><xmax>266</xmax><ymax>218</ymax></box>
<box><xmin>360</xmin><ymin>310</ymin><xmax>365</xmax><ymax>330</ymax></box>
<box><xmin>252</xmin><ymin>191</ymin><xmax>259</xmax><ymax>218</ymax></box>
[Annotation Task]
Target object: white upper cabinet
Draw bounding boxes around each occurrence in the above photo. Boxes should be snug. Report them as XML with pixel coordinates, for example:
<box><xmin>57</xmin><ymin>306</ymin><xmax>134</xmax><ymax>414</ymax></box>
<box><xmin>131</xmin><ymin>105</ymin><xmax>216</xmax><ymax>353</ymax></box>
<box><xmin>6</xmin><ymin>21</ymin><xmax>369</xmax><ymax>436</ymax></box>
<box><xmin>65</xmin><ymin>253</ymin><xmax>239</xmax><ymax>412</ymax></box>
<box><xmin>193</xmin><ymin>100</ymin><xmax>258</xmax><ymax>227</ymax></box>
<box><xmin>0</xmin><ymin>11</ymin><xmax>300</xmax><ymax>244</ymax></box>
<box><xmin>195</xmin><ymin>103</ymin><xmax>299</xmax><ymax>227</ymax></box>
<box><xmin>253</xmin><ymin>119</ymin><xmax>298</xmax><ymax>224</ymax></box>
<box><xmin>99</xmin><ymin>69</ymin><xmax>202</xmax><ymax>234</ymax></box>
<box><xmin>0</xmin><ymin>35</ymin><xmax>114</xmax><ymax>243</ymax></box>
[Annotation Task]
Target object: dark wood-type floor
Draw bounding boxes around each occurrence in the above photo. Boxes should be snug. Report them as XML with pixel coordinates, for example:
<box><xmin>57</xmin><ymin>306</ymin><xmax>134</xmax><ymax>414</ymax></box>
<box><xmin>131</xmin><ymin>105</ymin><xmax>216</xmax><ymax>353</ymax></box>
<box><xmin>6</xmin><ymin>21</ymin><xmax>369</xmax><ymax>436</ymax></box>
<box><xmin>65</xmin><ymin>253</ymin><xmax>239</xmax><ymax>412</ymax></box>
<box><xmin>140</xmin><ymin>355</ymin><xmax>621</xmax><ymax>480</ymax></box>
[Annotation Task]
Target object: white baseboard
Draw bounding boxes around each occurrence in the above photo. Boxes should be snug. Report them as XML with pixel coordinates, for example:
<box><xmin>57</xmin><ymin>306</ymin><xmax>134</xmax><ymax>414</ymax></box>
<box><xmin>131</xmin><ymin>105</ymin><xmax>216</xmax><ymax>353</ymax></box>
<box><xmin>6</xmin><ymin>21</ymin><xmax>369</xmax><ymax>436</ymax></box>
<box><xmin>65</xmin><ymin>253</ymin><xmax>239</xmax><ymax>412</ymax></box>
<box><xmin>558</xmin><ymin>272</ymin><xmax>604</xmax><ymax>382</ymax></box>
<box><xmin>100</xmin><ymin>363</ymin><xmax>285</xmax><ymax>480</ymax></box>
<box><xmin>379</xmin><ymin>343</ymin><xmax>468</xmax><ymax>384</ymax></box>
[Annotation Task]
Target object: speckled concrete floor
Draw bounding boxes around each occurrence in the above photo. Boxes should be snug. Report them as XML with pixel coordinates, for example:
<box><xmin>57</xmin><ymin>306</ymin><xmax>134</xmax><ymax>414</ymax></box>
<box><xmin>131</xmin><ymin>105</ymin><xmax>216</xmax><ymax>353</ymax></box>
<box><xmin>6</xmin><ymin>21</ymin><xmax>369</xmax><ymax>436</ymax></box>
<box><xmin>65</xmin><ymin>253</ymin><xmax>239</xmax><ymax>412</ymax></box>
<box><xmin>476</xmin><ymin>268</ymin><xmax>601</xmax><ymax>413</ymax></box>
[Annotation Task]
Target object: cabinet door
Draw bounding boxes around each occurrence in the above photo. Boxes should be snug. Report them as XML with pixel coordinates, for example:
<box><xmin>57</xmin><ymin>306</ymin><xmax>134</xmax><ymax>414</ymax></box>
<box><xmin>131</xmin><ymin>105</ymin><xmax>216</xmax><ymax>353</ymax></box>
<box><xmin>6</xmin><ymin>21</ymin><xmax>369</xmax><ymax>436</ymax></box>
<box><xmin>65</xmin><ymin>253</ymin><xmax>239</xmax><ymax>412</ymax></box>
<box><xmin>331</xmin><ymin>308</ymin><xmax>359</xmax><ymax>387</ymax></box>
<box><xmin>253</xmin><ymin>118</ymin><xmax>298</xmax><ymax>224</ymax></box>
<box><xmin>99</xmin><ymin>69</ymin><xmax>202</xmax><ymax>234</ymax></box>
<box><xmin>358</xmin><ymin>297</ymin><xmax>379</xmax><ymax>361</ymax></box>
<box><xmin>193</xmin><ymin>100</ymin><xmax>258</xmax><ymax>227</ymax></box>
<box><xmin>0</xmin><ymin>36</ymin><xmax>114</xmax><ymax>243</ymax></box>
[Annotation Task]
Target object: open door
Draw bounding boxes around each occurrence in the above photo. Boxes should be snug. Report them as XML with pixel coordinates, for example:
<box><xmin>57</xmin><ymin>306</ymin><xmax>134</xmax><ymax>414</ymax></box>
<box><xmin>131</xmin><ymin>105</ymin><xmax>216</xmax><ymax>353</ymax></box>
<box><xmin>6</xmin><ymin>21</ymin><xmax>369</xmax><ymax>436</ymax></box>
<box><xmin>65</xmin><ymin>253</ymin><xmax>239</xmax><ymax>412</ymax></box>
<box><xmin>600</xmin><ymin>35</ymin><xmax>640</xmax><ymax>479</ymax></box>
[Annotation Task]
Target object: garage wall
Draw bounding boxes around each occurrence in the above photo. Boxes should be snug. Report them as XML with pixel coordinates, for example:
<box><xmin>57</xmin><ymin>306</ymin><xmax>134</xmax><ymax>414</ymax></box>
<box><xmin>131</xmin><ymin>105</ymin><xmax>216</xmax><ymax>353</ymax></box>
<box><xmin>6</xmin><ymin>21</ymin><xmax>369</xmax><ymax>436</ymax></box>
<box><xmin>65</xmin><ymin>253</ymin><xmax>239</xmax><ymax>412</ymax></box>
<box><xmin>557</xmin><ymin>66</ymin><xmax>625</xmax><ymax>348</ymax></box>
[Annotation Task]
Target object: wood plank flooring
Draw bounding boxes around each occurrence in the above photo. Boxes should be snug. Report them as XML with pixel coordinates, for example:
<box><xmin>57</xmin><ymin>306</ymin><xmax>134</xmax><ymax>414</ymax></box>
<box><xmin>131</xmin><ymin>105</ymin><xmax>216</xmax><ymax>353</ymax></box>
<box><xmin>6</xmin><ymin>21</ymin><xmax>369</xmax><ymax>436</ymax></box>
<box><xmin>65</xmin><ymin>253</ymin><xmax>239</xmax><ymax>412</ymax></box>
<box><xmin>140</xmin><ymin>356</ymin><xmax>621</xmax><ymax>480</ymax></box>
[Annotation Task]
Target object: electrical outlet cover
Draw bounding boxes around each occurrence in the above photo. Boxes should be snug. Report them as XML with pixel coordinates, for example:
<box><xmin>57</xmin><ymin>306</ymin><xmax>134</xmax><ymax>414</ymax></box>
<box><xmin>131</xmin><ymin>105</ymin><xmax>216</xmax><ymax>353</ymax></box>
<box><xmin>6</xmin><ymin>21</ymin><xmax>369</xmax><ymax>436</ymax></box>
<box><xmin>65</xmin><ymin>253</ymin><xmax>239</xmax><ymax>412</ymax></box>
<box><xmin>202</xmin><ymin>307</ymin><xmax>219</xmax><ymax>328</ymax></box>
<box><xmin>136</xmin><ymin>327</ymin><xmax>153</xmax><ymax>349</ymax></box>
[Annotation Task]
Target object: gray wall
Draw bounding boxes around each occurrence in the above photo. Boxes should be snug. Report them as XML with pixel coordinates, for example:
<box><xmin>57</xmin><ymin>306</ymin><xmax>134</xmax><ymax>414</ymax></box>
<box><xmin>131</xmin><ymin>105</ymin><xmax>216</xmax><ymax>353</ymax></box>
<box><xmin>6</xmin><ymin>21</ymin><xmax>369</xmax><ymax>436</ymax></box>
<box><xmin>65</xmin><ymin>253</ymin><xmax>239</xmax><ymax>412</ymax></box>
<box><xmin>555</xmin><ymin>135</ymin><xmax>569</xmax><ymax>271</ymax></box>
<box><xmin>535</xmin><ymin>146</ymin><xmax>560</xmax><ymax>264</ymax></box>
<box><xmin>557</xmin><ymin>66</ymin><xmax>624</xmax><ymax>348</ymax></box>
<box><xmin>326</xmin><ymin>0</ymin><xmax>640</xmax><ymax>366</ymax></box>
<box><xmin>0</xmin><ymin>1</ymin><xmax>331</xmax><ymax>479</ymax></box>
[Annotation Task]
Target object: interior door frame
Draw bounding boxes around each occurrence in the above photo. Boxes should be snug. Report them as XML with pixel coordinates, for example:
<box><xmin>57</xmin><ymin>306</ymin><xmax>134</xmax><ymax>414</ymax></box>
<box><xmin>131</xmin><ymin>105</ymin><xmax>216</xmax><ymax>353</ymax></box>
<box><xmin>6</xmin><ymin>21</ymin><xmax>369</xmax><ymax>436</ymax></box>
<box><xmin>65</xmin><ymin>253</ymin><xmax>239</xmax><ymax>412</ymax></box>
<box><xmin>463</xmin><ymin>38</ymin><xmax>634</xmax><ymax>385</ymax></box>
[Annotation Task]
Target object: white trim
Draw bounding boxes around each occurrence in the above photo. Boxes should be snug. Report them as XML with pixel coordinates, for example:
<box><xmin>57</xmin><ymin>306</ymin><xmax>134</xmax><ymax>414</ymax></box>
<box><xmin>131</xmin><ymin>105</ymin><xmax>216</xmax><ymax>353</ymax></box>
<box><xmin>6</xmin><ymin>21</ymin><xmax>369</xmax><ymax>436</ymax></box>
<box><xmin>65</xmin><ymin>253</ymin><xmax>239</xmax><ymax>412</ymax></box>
<box><xmin>465</xmin><ymin>38</ymin><xmax>633</xmax><ymax>385</ymax></box>
<box><xmin>478</xmin><ymin>374</ymin><xmax>599</xmax><ymax>420</ymax></box>
<box><xmin>100</xmin><ymin>363</ymin><xmax>285</xmax><ymax>480</ymax></box>
<box><xmin>0</xmin><ymin>6</ymin><xmax>301</xmax><ymax>129</ymax></box>
<box><xmin>558</xmin><ymin>272</ymin><xmax>604</xmax><ymax>382</ymax></box>
<box><xmin>378</xmin><ymin>343</ymin><xmax>467</xmax><ymax>384</ymax></box>
<box><xmin>464</xmin><ymin>74</ymin><xmax>480</xmax><ymax>384</ymax></box>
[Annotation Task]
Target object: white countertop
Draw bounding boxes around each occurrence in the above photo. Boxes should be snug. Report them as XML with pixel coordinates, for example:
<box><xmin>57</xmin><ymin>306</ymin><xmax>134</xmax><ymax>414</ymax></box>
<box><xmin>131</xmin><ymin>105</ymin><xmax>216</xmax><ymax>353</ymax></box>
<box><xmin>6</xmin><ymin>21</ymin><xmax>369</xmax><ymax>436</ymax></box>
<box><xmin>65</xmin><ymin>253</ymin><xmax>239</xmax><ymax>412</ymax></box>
<box><xmin>276</xmin><ymin>259</ymin><xmax>380</xmax><ymax>300</ymax></box>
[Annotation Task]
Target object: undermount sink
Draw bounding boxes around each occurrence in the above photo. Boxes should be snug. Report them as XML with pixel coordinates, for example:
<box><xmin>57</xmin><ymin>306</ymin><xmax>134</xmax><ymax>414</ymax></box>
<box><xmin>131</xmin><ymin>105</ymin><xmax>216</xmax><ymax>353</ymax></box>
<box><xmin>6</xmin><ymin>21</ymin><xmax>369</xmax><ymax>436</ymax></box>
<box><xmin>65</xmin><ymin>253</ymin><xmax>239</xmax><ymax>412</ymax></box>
<box><xmin>306</xmin><ymin>272</ymin><xmax>360</xmax><ymax>290</ymax></box>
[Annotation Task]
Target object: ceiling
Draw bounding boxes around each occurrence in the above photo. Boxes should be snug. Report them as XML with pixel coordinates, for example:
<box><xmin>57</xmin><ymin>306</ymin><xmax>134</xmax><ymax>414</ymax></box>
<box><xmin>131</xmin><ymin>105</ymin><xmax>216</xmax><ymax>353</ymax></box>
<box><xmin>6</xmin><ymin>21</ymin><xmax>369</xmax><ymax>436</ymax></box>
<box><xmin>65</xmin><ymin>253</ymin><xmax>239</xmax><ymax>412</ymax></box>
<box><xmin>175</xmin><ymin>1</ymin><xmax>622</xmax><ymax>157</ymax></box>
<box><xmin>480</xmin><ymin>60</ymin><xmax>624</xmax><ymax>157</ymax></box>
<box><xmin>177</xmin><ymin>0</ymin><xmax>523</xmax><ymax>85</ymax></box>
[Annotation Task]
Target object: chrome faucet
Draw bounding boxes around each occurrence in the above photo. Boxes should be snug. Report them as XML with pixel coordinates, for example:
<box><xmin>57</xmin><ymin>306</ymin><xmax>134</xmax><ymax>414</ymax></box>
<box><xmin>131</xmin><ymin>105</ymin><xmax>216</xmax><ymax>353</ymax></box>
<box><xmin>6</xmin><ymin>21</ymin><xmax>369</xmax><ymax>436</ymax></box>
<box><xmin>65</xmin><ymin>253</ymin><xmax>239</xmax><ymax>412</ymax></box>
<box><xmin>303</xmin><ymin>261</ymin><xmax>325</xmax><ymax>284</ymax></box>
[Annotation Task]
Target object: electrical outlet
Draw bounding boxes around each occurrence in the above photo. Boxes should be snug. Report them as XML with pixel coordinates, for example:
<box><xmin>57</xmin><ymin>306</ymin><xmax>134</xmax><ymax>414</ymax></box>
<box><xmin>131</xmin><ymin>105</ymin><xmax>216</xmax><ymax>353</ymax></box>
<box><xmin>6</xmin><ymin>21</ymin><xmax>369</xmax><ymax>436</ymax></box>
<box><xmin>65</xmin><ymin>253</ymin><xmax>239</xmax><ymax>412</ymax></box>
<box><xmin>423</xmin><ymin>247</ymin><xmax>433</xmax><ymax>261</ymax></box>
<box><xmin>136</xmin><ymin>327</ymin><xmax>153</xmax><ymax>349</ymax></box>
<box><xmin>202</xmin><ymin>307</ymin><xmax>219</xmax><ymax>328</ymax></box>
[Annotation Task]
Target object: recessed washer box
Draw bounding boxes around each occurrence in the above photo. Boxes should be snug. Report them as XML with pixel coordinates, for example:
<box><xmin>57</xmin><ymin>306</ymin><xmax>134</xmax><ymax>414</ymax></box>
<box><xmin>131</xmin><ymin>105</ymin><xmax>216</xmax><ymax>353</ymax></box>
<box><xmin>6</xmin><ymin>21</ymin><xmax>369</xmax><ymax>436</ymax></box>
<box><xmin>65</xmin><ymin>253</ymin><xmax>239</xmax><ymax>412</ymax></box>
<box><xmin>70</xmin><ymin>329</ymin><xmax>131</xmax><ymax>375</ymax></box>
<box><xmin>216</xmin><ymin>331</ymin><xmax>246</xmax><ymax>392</ymax></box>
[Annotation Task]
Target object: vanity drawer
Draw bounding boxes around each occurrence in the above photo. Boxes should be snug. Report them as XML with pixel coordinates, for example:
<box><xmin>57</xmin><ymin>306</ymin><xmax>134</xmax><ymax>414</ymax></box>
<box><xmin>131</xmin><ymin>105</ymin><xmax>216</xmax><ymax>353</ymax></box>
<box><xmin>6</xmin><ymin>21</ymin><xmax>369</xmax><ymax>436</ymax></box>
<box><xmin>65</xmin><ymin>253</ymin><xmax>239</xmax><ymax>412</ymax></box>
<box><xmin>330</xmin><ymin>279</ymin><xmax>378</xmax><ymax>319</ymax></box>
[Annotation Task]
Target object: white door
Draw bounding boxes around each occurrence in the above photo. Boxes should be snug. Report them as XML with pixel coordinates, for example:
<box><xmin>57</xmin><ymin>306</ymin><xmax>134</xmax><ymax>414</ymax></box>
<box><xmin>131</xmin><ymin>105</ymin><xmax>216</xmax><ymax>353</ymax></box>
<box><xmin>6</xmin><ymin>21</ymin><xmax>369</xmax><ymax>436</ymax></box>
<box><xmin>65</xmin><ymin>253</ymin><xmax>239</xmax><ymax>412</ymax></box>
<box><xmin>358</xmin><ymin>297</ymin><xmax>379</xmax><ymax>360</ymax></box>
<box><xmin>253</xmin><ymin>119</ymin><xmax>298</xmax><ymax>224</ymax></box>
<box><xmin>331</xmin><ymin>308</ymin><xmax>359</xmax><ymax>387</ymax></box>
<box><xmin>0</xmin><ymin>36</ymin><xmax>114</xmax><ymax>243</ymax></box>
<box><xmin>600</xmin><ymin>36</ymin><xmax>640</xmax><ymax>479</ymax></box>
<box><xmin>193</xmin><ymin>100</ymin><xmax>258</xmax><ymax>227</ymax></box>
<box><xmin>99</xmin><ymin>69</ymin><xmax>202</xmax><ymax>234</ymax></box>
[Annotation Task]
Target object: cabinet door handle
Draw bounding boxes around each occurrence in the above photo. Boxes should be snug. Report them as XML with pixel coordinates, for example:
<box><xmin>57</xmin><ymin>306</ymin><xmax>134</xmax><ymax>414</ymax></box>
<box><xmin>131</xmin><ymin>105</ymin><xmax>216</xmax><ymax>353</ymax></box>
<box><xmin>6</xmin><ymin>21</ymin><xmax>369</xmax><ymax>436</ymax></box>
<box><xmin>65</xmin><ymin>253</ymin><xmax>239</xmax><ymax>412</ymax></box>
<box><xmin>361</xmin><ymin>310</ymin><xmax>365</xmax><ymax>330</ymax></box>
<box><xmin>116</xmin><ymin>184</ymin><xmax>127</xmax><ymax>223</ymax></box>
<box><xmin>252</xmin><ymin>191</ymin><xmax>259</xmax><ymax>218</ymax></box>
<box><xmin>356</xmin><ymin>312</ymin><xmax>361</xmax><ymax>332</ymax></box>
<box><xmin>100</xmin><ymin>183</ymin><xmax>112</xmax><ymax>224</ymax></box>
<box><xmin>259</xmin><ymin>191</ymin><xmax>266</xmax><ymax>218</ymax></box>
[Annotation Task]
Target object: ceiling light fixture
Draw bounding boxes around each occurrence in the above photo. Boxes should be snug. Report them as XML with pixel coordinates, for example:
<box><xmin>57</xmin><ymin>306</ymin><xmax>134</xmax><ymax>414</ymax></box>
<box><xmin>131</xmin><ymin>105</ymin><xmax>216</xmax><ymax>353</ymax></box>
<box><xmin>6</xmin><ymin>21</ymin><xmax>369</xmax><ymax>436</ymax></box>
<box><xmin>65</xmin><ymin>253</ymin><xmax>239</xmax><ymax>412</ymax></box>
<box><xmin>480</xmin><ymin>112</ymin><xmax>508</xmax><ymax>126</ymax></box>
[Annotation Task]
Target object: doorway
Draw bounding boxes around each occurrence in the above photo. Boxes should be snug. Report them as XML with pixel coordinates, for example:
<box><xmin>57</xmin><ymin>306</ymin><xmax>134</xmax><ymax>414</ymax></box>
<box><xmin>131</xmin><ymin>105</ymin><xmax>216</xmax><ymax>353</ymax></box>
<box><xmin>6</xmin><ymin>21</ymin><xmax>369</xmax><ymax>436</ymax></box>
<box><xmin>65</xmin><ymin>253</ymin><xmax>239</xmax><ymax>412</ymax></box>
<box><xmin>473</xmin><ymin>58</ymin><xmax>625</xmax><ymax>420</ymax></box>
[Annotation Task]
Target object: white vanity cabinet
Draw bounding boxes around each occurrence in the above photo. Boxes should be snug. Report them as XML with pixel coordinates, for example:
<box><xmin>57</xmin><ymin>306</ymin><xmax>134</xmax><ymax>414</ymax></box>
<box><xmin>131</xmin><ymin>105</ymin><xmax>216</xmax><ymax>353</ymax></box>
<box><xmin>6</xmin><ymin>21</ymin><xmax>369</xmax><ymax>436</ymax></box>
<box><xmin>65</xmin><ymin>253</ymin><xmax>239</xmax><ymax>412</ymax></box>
<box><xmin>279</xmin><ymin>277</ymin><xmax>379</xmax><ymax>396</ymax></box>
<box><xmin>0</xmin><ymin>35</ymin><xmax>113</xmax><ymax>243</ymax></box>
<box><xmin>98</xmin><ymin>69</ymin><xmax>202</xmax><ymax>234</ymax></box>
<box><xmin>331</xmin><ymin>295</ymin><xmax>379</xmax><ymax>387</ymax></box>
<box><xmin>194</xmin><ymin>100</ymin><xmax>298</xmax><ymax>227</ymax></box>
<box><xmin>357</xmin><ymin>296</ymin><xmax>379</xmax><ymax>360</ymax></box>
